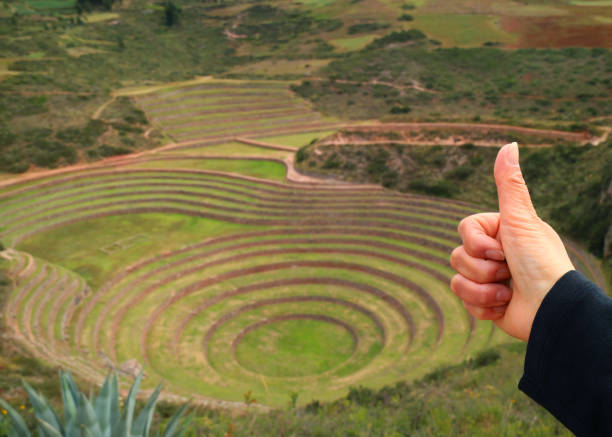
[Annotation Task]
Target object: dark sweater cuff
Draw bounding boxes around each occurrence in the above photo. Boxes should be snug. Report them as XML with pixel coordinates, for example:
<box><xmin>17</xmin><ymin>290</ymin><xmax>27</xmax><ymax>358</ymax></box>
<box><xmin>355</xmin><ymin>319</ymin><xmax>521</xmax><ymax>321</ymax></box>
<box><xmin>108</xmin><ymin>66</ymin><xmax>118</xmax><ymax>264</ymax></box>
<box><xmin>518</xmin><ymin>270</ymin><xmax>591</xmax><ymax>436</ymax></box>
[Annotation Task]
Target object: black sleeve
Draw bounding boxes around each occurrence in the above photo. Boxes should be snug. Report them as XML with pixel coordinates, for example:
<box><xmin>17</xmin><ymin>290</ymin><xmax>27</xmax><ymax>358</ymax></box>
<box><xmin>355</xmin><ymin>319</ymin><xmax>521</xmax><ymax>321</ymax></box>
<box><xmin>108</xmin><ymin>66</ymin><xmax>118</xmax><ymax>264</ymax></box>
<box><xmin>519</xmin><ymin>270</ymin><xmax>612</xmax><ymax>437</ymax></box>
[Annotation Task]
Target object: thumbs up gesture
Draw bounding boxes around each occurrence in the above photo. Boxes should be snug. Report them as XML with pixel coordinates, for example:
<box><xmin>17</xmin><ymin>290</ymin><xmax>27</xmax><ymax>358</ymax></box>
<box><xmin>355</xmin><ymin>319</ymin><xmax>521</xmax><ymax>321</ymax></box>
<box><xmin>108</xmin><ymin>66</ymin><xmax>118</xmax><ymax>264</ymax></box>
<box><xmin>450</xmin><ymin>143</ymin><xmax>574</xmax><ymax>341</ymax></box>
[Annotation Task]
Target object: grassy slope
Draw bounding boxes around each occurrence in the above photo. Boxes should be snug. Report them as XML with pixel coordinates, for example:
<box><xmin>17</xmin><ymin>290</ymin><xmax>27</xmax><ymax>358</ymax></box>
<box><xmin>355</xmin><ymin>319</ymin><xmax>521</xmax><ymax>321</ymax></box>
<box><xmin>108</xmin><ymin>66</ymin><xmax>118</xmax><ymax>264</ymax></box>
<box><xmin>291</xmin><ymin>36</ymin><xmax>612</xmax><ymax>126</ymax></box>
<box><xmin>296</xmin><ymin>141</ymin><xmax>612</xmax><ymax>286</ymax></box>
<box><xmin>155</xmin><ymin>342</ymin><xmax>571</xmax><ymax>436</ymax></box>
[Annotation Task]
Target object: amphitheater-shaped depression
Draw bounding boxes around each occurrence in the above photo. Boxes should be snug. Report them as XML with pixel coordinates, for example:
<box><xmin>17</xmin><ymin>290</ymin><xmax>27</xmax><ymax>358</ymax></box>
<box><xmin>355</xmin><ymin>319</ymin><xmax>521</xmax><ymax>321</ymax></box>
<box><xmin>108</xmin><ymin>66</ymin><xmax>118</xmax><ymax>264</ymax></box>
<box><xmin>1</xmin><ymin>81</ymin><xmax>605</xmax><ymax>407</ymax></box>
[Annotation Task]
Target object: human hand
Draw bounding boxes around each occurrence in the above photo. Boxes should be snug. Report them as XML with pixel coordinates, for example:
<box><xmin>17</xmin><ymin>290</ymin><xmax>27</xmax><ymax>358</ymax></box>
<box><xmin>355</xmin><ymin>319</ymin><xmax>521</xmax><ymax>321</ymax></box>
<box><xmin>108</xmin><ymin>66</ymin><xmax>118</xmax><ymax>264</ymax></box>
<box><xmin>450</xmin><ymin>142</ymin><xmax>574</xmax><ymax>341</ymax></box>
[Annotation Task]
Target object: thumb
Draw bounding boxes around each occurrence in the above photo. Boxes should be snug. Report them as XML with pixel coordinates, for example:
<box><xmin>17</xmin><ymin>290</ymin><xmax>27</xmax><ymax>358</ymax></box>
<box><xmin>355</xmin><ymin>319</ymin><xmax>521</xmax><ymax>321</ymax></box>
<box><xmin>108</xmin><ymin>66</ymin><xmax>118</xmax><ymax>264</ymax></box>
<box><xmin>494</xmin><ymin>142</ymin><xmax>538</xmax><ymax>226</ymax></box>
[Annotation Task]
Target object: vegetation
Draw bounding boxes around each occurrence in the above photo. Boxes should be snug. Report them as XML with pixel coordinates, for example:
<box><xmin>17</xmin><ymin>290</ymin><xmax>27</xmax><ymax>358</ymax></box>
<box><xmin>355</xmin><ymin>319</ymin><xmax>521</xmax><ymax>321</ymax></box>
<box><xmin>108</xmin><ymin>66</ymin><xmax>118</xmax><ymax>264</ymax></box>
<box><xmin>296</xmin><ymin>141</ymin><xmax>612</xmax><ymax>274</ymax></box>
<box><xmin>163</xmin><ymin>0</ymin><xmax>182</xmax><ymax>27</ymax></box>
<box><xmin>347</xmin><ymin>22</ymin><xmax>390</xmax><ymax>35</ymax></box>
<box><xmin>0</xmin><ymin>1</ymin><xmax>610</xmax><ymax>435</ymax></box>
<box><xmin>292</xmin><ymin>39</ymin><xmax>612</xmax><ymax>125</ymax></box>
<box><xmin>1</xmin><ymin>370</ymin><xmax>190</xmax><ymax>436</ymax></box>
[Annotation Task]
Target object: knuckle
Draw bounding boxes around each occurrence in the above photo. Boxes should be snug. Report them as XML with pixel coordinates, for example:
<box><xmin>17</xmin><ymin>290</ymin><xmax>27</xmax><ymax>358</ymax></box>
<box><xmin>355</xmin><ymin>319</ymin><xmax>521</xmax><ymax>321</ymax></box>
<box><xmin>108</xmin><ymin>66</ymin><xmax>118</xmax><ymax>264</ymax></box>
<box><xmin>449</xmin><ymin>247</ymin><xmax>461</xmax><ymax>269</ymax></box>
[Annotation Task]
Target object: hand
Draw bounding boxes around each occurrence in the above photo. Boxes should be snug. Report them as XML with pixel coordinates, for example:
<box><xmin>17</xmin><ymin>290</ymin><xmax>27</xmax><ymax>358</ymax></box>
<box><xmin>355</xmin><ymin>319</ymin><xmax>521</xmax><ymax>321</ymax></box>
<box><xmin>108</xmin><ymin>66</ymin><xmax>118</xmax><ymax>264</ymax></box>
<box><xmin>450</xmin><ymin>142</ymin><xmax>574</xmax><ymax>341</ymax></box>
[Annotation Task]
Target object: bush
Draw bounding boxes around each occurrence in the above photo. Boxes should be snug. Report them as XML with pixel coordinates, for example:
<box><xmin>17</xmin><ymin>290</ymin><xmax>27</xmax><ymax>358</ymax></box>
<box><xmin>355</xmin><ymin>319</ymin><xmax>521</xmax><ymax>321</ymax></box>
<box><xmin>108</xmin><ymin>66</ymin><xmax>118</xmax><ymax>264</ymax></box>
<box><xmin>56</xmin><ymin>119</ymin><xmax>106</xmax><ymax>147</ymax></box>
<box><xmin>347</xmin><ymin>22</ymin><xmax>390</xmax><ymax>35</ymax></box>
<box><xmin>97</xmin><ymin>144</ymin><xmax>130</xmax><ymax>157</ymax></box>
<box><xmin>0</xmin><ymin>128</ymin><xmax>16</xmax><ymax>149</ymax></box>
<box><xmin>366</xmin><ymin>149</ymin><xmax>390</xmax><ymax>176</ymax></box>
<box><xmin>382</xmin><ymin>170</ymin><xmax>399</xmax><ymax>188</ymax></box>
<box><xmin>368</xmin><ymin>29</ymin><xmax>426</xmax><ymax>48</ymax></box>
<box><xmin>398</xmin><ymin>14</ymin><xmax>413</xmax><ymax>21</ymax></box>
<box><xmin>390</xmin><ymin>105</ymin><xmax>411</xmax><ymax>114</ymax></box>
<box><xmin>447</xmin><ymin>164</ymin><xmax>474</xmax><ymax>180</ymax></box>
<box><xmin>296</xmin><ymin>146</ymin><xmax>309</xmax><ymax>163</ymax></box>
<box><xmin>470</xmin><ymin>349</ymin><xmax>501</xmax><ymax>368</ymax></box>
<box><xmin>322</xmin><ymin>153</ymin><xmax>341</xmax><ymax>169</ymax></box>
<box><xmin>408</xmin><ymin>179</ymin><xmax>456</xmax><ymax>197</ymax></box>
<box><xmin>28</xmin><ymin>140</ymin><xmax>77</xmax><ymax>168</ymax></box>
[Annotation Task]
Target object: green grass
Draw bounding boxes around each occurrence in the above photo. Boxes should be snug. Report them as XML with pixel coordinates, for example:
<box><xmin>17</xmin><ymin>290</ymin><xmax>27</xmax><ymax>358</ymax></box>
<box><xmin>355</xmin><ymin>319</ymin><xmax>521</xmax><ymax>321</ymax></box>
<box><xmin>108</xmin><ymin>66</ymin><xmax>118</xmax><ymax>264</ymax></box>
<box><xmin>25</xmin><ymin>0</ymin><xmax>73</xmax><ymax>9</ymax></box>
<box><xmin>570</xmin><ymin>0</ymin><xmax>612</xmax><ymax>5</ymax></box>
<box><xmin>17</xmin><ymin>214</ymin><xmax>249</xmax><ymax>289</ymax></box>
<box><xmin>330</xmin><ymin>35</ymin><xmax>377</xmax><ymax>51</ymax></box>
<box><xmin>233</xmin><ymin>316</ymin><xmax>359</xmax><ymax>376</ymax></box>
<box><xmin>166</xmin><ymin>142</ymin><xmax>291</xmax><ymax>158</ymax></box>
<box><xmin>258</xmin><ymin>130</ymin><xmax>337</xmax><ymax>147</ymax></box>
<box><xmin>1</xmin><ymin>160</ymin><xmax>483</xmax><ymax>406</ymax></box>
<box><xmin>125</xmin><ymin>158</ymin><xmax>287</xmax><ymax>180</ymax></box>
<box><xmin>412</xmin><ymin>14</ymin><xmax>516</xmax><ymax>47</ymax></box>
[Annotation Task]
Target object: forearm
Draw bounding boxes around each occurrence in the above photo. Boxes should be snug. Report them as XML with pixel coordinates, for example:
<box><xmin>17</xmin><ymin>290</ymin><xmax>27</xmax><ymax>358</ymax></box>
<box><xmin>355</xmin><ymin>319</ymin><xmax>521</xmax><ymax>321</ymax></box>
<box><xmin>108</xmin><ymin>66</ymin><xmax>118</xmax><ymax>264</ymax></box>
<box><xmin>519</xmin><ymin>270</ymin><xmax>612</xmax><ymax>436</ymax></box>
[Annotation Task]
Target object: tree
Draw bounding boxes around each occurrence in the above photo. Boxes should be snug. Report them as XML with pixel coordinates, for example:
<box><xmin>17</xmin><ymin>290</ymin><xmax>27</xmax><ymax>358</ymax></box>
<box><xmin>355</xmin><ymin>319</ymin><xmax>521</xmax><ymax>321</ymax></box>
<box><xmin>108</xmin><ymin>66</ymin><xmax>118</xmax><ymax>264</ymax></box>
<box><xmin>164</xmin><ymin>0</ymin><xmax>181</xmax><ymax>27</ymax></box>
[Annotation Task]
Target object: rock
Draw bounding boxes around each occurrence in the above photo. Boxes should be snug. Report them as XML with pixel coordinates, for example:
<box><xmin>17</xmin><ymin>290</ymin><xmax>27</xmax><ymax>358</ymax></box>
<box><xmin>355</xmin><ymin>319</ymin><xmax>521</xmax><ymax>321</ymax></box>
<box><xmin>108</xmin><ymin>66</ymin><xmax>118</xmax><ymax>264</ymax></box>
<box><xmin>119</xmin><ymin>359</ymin><xmax>145</xmax><ymax>379</ymax></box>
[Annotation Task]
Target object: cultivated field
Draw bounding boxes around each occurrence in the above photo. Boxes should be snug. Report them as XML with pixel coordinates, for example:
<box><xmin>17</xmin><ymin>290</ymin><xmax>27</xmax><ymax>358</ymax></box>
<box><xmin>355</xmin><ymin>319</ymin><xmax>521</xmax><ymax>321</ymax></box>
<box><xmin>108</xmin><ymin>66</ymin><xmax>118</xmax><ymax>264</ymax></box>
<box><xmin>0</xmin><ymin>79</ymin><xmax>607</xmax><ymax>409</ymax></box>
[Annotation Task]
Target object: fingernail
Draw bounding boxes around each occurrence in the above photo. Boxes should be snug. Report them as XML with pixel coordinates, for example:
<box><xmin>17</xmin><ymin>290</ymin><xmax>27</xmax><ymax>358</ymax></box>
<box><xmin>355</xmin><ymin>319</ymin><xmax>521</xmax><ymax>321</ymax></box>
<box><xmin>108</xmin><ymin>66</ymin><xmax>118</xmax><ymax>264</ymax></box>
<box><xmin>495</xmin><ymin>267</ymin><xmax>509</xmax><ymax>281</ymax></box>
<box><xmin>485</xmin><ymin>250</ymin><xmax>505</xmax><ymax>261</ymax></box>
<box><xmin>496</xmin><ymin>289</ymin><xmax>512</xmax><ymax>302</ymax></box>
<box><xmin>505</xmin><ymin>142</ymin><xmax>519</xmax><ymax>167</ymax></box>
<box><xmin>493</xmin><ymin>306</ymin><xmax>506</xmax><ymax>314</ymax></box>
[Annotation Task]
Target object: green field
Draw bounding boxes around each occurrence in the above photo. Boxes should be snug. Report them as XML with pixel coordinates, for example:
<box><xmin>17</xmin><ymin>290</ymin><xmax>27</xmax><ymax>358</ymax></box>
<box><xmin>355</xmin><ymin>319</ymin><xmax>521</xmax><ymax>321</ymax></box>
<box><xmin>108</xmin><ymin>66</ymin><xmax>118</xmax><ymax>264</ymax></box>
<box><xmin>0</xmin><ymin>140</ymin><xmax>516</xmax><ymax>407</ymax></box>
<box><xmin>413</xmin><ymin>14</ymin><xmax>516</xmax><ymax>47</ymax></box>
<box><xmin>0</xmin><ymin>0</ymin><xmax>610</xmax><ymax>433</ymax></box>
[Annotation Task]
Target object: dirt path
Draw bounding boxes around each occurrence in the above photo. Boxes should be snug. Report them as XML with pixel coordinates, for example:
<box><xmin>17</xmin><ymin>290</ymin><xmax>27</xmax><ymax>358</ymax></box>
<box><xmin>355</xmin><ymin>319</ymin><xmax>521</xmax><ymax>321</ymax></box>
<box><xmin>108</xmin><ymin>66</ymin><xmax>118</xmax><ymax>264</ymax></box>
<box><xmin>590</xmin><ymin>127</ymin><xmax>611</xmax><ymax>146</ymax></box>
<box><xmin>340</xmin><ymin>122</ymin><xmax>592</xmax><ymax>142</ymax></box>
<box><xmin>235</xmin><ymin>137</ymin><xmax>297</xmax><ymax>152</ymax></box>
<box><xmin>308</xmin><ymin>77</ymin><xmax>438</xmax><ymax>95</ymax></box>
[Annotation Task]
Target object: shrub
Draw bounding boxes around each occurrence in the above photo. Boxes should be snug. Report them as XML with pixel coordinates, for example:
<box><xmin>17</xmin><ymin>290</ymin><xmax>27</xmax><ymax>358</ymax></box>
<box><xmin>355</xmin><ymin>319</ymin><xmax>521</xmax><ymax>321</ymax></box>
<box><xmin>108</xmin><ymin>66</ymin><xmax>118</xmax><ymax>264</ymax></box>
<box><xmin>0</xmin><ymin>129</ymin><xmax>16</xmax><ymax>149</ymax></box>
<box><xmin>408</xmin><ymin>179</ymin><xmax>456</xmax><ymax>197</ymax></box>
<box><xmin>97</xmin><ymin>144</ymin><xmax>130</xmax><ymax>157</ymax></box>
<box><xmin>366</xmin><ymin>149</ymin><xmax>390</xmax><ymax>176</ymax></box>
<box><xmin>382</xmin><ymin>170</ymin><xmax>399</xmax><ymax>188</ymax></box>
<box><xmin>295</xmin><ymin>146</ymin><xmax>309</xmax><ymax>163</ymax></box>
<box><xmin>470</xmin><ymin>349</ymin><xmax>501</xmax><ymax>369</ymax></box>
<box><xmin>390</xmin><ymin>105</ymin><xmax>411</xmax><ymax>114</ymax></box>
<box><xmin>347</xmin><ymin>22</ymin><xmax>390</xmax><ymax>35</ymax></box>
<box><xmin>447</xmin><ymin>164</ymin><xmax>474</xmax><ymax>180</ymax></box>
<box><xmin>368</xmin><ymin>29</ymin><xmax>426</xmax><ymax>48</ymax></box>
<box><xmin>28</xmin><ymin>141</ymin><xmax>77</xmax><ymax>168</ymax></box>
<box><xmin>322</xmin><ymin>153</ymin><xmax>341</xmax><ymax>169</ymax></box>
<box><xmin>0</xmin><ymin>149</ymin><xmax>28</xmax><ymax>173</ymax></box>
<box><xmin>398</xmin><ymin>14</ymin><xmax>413</xmax><ymax>21</ymax></box>
<box><xmin>0</xmin><ymin>371</ymin><xmax>190</xmax><ymax>436</ymax></box>
<box><xmin>56</xmin><ymin>120</ymin><xmax>106</xmax><ymax>147</ymax></box>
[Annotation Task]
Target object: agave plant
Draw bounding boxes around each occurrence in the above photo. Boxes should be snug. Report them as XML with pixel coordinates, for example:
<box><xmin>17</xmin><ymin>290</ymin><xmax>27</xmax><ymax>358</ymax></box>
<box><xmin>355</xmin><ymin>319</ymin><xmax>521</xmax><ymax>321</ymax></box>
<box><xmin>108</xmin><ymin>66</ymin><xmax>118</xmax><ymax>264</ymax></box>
<box><xmin>0</xmin><ymin>370</ymin><xmax>190</xmax><ymax>437</ymax></box>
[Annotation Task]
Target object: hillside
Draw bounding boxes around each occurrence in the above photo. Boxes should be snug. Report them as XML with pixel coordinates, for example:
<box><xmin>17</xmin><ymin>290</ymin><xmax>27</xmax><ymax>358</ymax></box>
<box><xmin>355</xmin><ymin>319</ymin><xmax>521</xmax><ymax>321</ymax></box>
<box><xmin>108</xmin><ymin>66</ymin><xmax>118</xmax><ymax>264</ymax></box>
<box><xmin>0</xmin><ymin>261</ymin><xmax>571</xmax><ymax>435</ymax></box>
<box><xmin>296</xmin><ymin>138</ymin><xmax>612</xmax><ymax>281</ymax></box>
<box><xmin>0</xmin><ymin>0</ymin><xmax>611</xmax><ymax>435</ymax></box>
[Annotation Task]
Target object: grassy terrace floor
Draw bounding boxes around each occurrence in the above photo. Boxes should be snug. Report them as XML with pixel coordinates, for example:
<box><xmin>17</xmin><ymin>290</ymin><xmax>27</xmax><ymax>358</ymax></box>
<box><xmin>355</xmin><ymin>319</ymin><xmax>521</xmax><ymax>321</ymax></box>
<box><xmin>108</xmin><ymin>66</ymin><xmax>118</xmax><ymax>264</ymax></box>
<box><xmin>0</xmin><ymin>147</ymin><xmax>605</xmax><ymax>408</ymax></box>
<box><xmin>0</xmin><ymin>78</ymin><xmax>607</xmax><ymax>410</ymax></box>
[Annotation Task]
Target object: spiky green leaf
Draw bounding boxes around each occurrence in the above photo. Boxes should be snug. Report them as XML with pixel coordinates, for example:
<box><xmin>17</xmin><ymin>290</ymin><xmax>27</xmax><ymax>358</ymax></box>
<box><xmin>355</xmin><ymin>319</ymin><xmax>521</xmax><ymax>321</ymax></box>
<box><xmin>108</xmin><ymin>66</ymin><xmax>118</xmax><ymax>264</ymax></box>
<box><xmin>113</xmin><ymin>371</ymin><xmax>143</xmax><ymax>437</ymax></box>
<box><xmin>94</xmin><ymin>373</ymin><xmax>114</xmax><ymax>437</ymax></box>
<box><xmin>23</xmin><ymin>381</ymin><xmax>63</xmax><ymax>436</ymax></box>
<box><xmin>37</xmin><ymin>418</ymin><xmax>64</xmax><ymax>437</ymax></box>
<box><xmin>76</xmin><ymin>392</ymin><xmax>103</xmax><ymax>437</ymax></box>
<box><xmin>173</xmin><ymin>413</ymin><xmax>193</xmax><ymax>437</ymax></box>
<box><xmin>160</xmin><ymin>402</ymin><xmax>189</xmax><ymax>437</ymax></box>
<box><xmin>110</xmin><ymin>373</ymin><xmax>120</xmax><ymax>433</ymax></box>
<box><xmin>131</xmin><ymin>384</ymin><xmax>162</xmax><ymax>437</ymax></box>
<box><xmin>0</xmin><ymin>398</ymin><xmax>31</xmax><ymax>437</ymax></box>
<box><xmin>60</xmin><ymin>372</ymin><xmax>78</xmax><ymax>430</ymax></box>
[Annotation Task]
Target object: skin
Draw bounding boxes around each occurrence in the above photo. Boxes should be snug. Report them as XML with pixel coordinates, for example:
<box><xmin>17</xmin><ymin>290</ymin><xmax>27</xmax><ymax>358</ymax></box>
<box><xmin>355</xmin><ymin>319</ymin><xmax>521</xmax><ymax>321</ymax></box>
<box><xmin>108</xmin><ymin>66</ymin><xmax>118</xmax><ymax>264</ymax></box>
<box><xmin>450</xmin><ymin>142</ymin><xmax>574</xmax><ymax>341</ymax></box>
